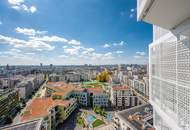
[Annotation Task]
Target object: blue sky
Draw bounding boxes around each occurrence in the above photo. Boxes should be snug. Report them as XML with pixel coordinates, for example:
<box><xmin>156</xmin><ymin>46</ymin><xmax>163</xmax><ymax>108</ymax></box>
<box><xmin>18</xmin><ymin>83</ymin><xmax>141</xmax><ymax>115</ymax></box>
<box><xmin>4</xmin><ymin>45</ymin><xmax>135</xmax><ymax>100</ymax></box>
<box><xmin>0</xmin><ymin>0</ymin><xmax>152</xmax><ymax>65</ymax></box>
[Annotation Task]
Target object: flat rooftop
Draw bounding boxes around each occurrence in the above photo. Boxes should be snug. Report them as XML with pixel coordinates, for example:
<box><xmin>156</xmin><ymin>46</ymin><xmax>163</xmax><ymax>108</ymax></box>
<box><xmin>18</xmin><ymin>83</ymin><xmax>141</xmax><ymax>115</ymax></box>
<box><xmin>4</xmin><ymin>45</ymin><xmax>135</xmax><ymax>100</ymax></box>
<box><xmin>117</xmin><ymin>103</ymin><xmax>154</xmax><ymax>130</ymax></box>
<box><xmin>0</xmin><ymin>119</ymin><xmax>42</xmax><ymax>130</ymax></box>
<box><xmin>47</xmin><ymin>81</ymin><xmax>106</xmax><ymax>96</ymax></box>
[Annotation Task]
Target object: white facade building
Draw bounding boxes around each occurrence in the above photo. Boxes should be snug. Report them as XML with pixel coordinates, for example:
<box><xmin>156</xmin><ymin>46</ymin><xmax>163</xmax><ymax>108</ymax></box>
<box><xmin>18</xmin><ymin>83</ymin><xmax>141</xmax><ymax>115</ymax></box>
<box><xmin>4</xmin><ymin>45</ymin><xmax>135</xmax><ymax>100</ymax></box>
<box><xmin>17</xmin><ymin>74</ymin><xmax>44</xmax><ymax>100</ymax></box>
<box><xmin>111</xmin><ymin>86</ymin><xmax>138</xmax><ymax>108</ymax></box>
<box><xmin>137</xmin><ymin>0</ymin><xmax>190</xmax><ymax>130</ymax></box>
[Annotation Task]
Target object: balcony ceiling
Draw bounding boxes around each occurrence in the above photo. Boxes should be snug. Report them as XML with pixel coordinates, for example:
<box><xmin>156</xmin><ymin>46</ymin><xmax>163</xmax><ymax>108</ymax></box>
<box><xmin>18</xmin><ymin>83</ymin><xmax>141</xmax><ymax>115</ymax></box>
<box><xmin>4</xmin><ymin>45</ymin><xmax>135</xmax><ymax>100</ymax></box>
<box><xmin>142</xmin><ymin>0</ymin><xmax>190</xmax><ymax>30</ymax></box>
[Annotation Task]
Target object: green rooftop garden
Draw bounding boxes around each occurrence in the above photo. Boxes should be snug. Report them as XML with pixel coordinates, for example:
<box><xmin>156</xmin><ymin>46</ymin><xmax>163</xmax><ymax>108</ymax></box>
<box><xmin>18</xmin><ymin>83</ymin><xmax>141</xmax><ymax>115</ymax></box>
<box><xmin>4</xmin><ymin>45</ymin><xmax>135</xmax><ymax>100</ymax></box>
<box><xmin>82</xmin><ymin>81</ymin><xmax>105</xmax><ymax>88</ymax></box>
<box><xmin>92</xmin><ymin>119</ymin><xmax>105</xmax><ymax>128</ymax></box>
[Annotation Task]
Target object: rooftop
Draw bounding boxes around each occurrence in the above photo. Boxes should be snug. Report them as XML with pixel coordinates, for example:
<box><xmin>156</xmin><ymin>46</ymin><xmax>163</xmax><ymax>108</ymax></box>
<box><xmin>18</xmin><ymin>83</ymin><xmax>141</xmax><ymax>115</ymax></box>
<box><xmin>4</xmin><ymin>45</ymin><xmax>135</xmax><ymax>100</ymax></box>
<box><xmin>117</xmin><ymin>103</ymin><xmax>154</xmax><ymax>130</ymax></box>
<box><xmin>87</xmin><ymin>87</ymin><xmax>105</xmax><ymax>94</ymax></box>
<box><xmin>21</xmin><ymin>98</ymin><xmax>72</xmax><ymax>121</ymax></box>
<box><xmin>47</xmin><ymin>82</ymin><xmax>106</xmax><ymax>96</ymax></box>
<box><xmin>47</xmin><ymin>81</ymin><xmax>66</xmax><ymax>87</ymax></box>
<box><xmin>112</xmin><ymin>86</ymin><xmax>129</xmax><ymax>91</ymax></box>
<box><xmin>82</xmin><ymin>81</ymin><xmax>104</xmax><ymax>88</ymax></box>
<box><xmin>0</xmin><ymin>119</ymin><xmax>42</xmax><ymax>130</ymax></box>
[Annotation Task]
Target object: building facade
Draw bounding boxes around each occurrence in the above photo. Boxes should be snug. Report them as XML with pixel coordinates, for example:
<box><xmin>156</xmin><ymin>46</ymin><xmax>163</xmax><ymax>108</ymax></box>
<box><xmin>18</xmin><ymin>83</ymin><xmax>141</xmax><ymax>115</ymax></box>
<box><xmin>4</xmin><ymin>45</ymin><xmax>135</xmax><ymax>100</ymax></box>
<box><xmin>20</xmin><ymin>98</ymin><xmax>77</xmax><ymax>130</ymax></box>
<box><xmin>46</xmin><ymin>82</ymin><xmax>109</xmax><ymax>107</ymax></box>
<box><xmin>17</xmin><ymin>74</ymin><xmax>44</xmax><ymax>100</ymax></box>
<box><xmin>137</xmin><ymin>0</ymin><xmax>190</xmax><ymax>130</ymax></box>
<box><xmin>111</xmin><ymin>86</ymin><xmax>140</xmax><ymax>108</ymax></box>
<box><xmin>0</xmin><ymin>90</ymin><xmax>20</xmax><ymax>126</ymax></box>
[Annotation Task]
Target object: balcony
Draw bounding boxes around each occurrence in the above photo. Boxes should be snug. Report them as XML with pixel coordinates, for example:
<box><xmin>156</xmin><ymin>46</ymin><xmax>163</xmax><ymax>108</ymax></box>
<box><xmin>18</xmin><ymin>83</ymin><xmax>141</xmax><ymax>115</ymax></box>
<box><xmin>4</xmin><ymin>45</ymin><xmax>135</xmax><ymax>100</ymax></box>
<box><xmin>137</xmin><ymin>0</ymin><xmax>190</xmax><ymax>30</ymax></box>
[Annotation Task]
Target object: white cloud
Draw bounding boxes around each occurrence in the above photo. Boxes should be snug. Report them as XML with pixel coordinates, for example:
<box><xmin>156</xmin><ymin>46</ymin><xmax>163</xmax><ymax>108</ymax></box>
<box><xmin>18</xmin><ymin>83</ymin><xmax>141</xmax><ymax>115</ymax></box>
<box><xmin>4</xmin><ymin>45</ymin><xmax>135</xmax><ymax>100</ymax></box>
<box><xmin>68</xmin><ymin>40</ymin><xmax>81</xmax><ymax>45</ymax></box>
<box><xmin>129</xmin><ymin>14</ymin><xmax>134</xmax><ymax>18</ymax></box>
<box><xmin>15</xmin><ymin>27</ymin><xmax>47</xmax><ymax>36</ymax></box>
<box><xmin>64</xmin><ymin>46</ymin><xmax>94</xmax><ymax>56</ymax></box>
<box><xmin>58</xmin><ymin>55</ymin><xmax>68</xmax><ymax>58</ymax></box>
<box><xmin>30</xmin><ymin>36</ymin><xmax>68</xmax><ymax>42</ymax></box>
<box><xmin>113</xmin><ymin>41</ymin><xmax>126</xmax><ymax>46</ymax></box>
<box><xmin>103</xmin><ymin>41</ymin><xmax>126</xmax><ymax>48</ymax></box>
<box><xmin>8</xmin><ymin>0</ymin><xmax>37</xmax><ymax>13</ymax></box>
<box><xmin>62</xmin><ymin>45</ymin><xmax>67</xmax><ymax>49</ymax></box>
<box><xmin>9</xmin><ymin>48</ymin><xmax>21</xmax><ymax>52</ymax></box>
<box><xmin>0</xmin><ymin>26</ymin><xmax>123</xmax><ymax>64</ymax></box>
<box><xmin>0</xmin><ymin>34</ymin><xmax>55</xmax><ymax>51</ymax></box>
<box><xmin>133</xmin><ymin>55</ymin><xmax>148</xmax><ymax>63</ymax></box>
<box><xmin>129</xmin><ymin>8</ymin><xmax>136</xmax><ymax>18</ymax></box>
<box><xmin>104</xmin><ymin>52</ymin><xmax>112</xmax><ymax>57</ymax></box>
<box><xmin>30</xmin><ymin>6</ymin><xmax>37</xmax><ymax>13</ymax></box>
<box><xmin>133</xmin><ymin>55</ymin><xmax>141</xmax><ymax>59</ymax></box>
<box><xmin>64</xmin><ymin>47</ymin><xmax>80</xmax><ymax>55</ymax></box>
<box><xmin>63</xmin><ymin>45</ymin><xmax>114</xmax><ymax>61</ymax></box>
<box><xmin>115</xmin><ymin>51</ymin><xmax>124</xmax><ymax>54</ymax></box>
<box><xmin>90</xmin><ymin>52</ymin><xmax>114</xmax><ymax>60</ymax></box>
<box><xmin>133</xmin><ymin>51</ymin><xmax>147</xmax><ymax>63</ymax></box>
<box><xmin>1</xmin><ymin>27</ymin><xmax>87</xmax><ymax>52</ymax></box>
<box><xmin>8</xmin><ymin>0</ymin><xmax>24</xmax><ymax>5</ymax></box>
<box><xmin>25</xmin><ymin>39</ymin><xmax>55</xmax><ymax>51</ymax></box>
<box><xmin>103</xmin><ymin>43</ymin><xmax>110</xmax><ymax>48</ymax></box>
<box><xmin>136</xmin><ymin>51</ymin><xmax>145</xmax><ymax>56</ymax></box>
<box><xmin>82</xmin><ymin>48</ymin><xmax>95</xmax><ymax>55</ymax></box>
<box><xmin>0</xmin><ymin>21</ymin><xmax>2</xmax><ymax>25</ymax></box>
<box><xmin>130</xmin><ymin>8</ymin><xmax>135</xmax><ymax>12</ymax></box>
<box><xmin>25</xmin><ymin>52</ymin><xmax>35</xmax><ymax>55</ymax></box>
<box><xmin>0</xmin><ymin>48</ymin><xmax>34</xmax><ymax>60</ymax></box>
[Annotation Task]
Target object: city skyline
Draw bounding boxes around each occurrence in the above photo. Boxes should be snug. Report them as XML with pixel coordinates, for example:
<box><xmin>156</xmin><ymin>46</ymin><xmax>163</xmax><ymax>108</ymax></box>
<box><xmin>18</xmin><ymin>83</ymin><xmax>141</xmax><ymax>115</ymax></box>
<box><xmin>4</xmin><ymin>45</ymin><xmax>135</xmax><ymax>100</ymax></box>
<box><xmin>0</xmin><ymin>0</ymin><xmax>152</xmax><ymax>65</ymax></box>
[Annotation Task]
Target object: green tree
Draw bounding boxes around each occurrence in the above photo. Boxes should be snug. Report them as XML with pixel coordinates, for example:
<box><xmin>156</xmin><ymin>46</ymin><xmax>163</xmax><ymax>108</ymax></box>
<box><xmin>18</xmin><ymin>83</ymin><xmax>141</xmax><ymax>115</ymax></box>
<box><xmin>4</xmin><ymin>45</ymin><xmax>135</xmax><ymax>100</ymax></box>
<box><xmin>96</xmin><ymin>69</ymin><xmax>110</xmax><ymax>82</ymax></box>
<box><xmin>57</xmin><ymin>107</ymin><xmax>65</xmax><ymax>122</ymax></box>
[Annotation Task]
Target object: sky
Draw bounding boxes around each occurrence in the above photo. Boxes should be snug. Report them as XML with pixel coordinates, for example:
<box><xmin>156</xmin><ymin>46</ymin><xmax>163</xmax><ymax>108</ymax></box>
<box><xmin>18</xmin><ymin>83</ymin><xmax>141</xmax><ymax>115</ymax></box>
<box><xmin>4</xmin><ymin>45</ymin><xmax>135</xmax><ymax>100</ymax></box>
<box><xmin>0</xmin><ymin>0</ymin><xmax>152</xmax><ymax>65</ymax></box>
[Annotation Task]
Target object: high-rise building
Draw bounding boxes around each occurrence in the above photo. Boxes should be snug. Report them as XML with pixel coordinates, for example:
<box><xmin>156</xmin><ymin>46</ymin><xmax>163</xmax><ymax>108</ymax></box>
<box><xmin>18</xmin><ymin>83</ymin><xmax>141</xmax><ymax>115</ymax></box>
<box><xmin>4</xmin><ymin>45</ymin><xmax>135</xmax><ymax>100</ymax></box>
<box><xmin>137</xmin><ymin>0</ymin><xmax>190</xmax><ymax>130</ymax></box>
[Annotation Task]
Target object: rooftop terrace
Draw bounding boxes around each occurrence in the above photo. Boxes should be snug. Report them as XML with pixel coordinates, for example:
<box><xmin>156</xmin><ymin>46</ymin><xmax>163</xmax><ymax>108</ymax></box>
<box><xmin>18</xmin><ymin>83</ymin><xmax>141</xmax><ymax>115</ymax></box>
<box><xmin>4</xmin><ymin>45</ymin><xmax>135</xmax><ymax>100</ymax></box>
<box><xmin>116</xmin><ymin>103</ymin><xmax>154</xmax><ymax>130</ymax></box>
<box><xmin>0</xmin><ymin>119</ymin><xmax>42</xmax><ymax>130</ymax></box>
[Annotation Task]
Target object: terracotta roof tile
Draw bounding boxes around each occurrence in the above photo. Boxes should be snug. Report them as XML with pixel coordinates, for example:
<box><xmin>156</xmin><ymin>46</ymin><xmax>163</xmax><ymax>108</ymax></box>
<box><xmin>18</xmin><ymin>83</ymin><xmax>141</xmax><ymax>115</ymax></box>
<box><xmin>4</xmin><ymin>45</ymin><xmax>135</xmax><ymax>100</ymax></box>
<box><xmin>21</xmin><ymin>98</ymin><xmax>71</xmax><ymax>122</ymax></box>
<box><xmin>112</xmin><ymin>86</ymin><xmax>129</xmax><ymax>91</ymax></box>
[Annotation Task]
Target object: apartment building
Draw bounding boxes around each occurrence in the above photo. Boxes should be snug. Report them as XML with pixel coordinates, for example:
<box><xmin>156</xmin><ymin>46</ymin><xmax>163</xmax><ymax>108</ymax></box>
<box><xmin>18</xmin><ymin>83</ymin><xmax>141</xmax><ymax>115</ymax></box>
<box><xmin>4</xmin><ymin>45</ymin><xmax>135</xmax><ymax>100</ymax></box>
<box><xmin>128</xmin><ymin>77</ymin><xmax>149</xmax><ymax>98</ymax></box>
<box><xmin>49</xmin><ymin>72</ymin><xmax>90</xmax><ymax>82</ymax></box>
<box><xmin>0</xmin><ymin>89</ymin><xmax>20</xmax><ymax>126</ymax></box>
<box><xmin>137</xmin><ymin>0</ymin><xmax>190</xmax><ymax>129</ymax></box>
<box><xmin>72</xmin><ymin>88</ymin><xmax>88</xmax><ymax>106</ymax></box>
<box><xmin>88</xmin><ymin>87</ymin><xmax>109</xmax><ymax>107</ymax></box>
<box><xmin>46</xmin><ymin>81</ymin><xmax>108</xmax><ymax>107</ymax></box>
<box><xmin>17</xmin><ymin>74</ymin><xmax>45</xmax><ymax>100</ymax></box>
<box><xmin>20</xmin><ymin>98</ymin><xmax>77</xmax><ymax>130</ymax></box>
<box><xmin>111</xmin><ymin>86</ymin><xmax>140</xmax><ymax>108</ymax></box>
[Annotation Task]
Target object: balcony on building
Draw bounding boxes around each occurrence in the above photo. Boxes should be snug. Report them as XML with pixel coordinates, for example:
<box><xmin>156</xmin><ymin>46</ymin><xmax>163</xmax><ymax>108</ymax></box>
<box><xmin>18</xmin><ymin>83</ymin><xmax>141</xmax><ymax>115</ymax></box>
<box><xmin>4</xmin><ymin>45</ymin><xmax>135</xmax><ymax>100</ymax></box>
<box><xmin>137</xmin><ymin>0</ymin><xmax>190</xmax><ymax>32</ymax></box>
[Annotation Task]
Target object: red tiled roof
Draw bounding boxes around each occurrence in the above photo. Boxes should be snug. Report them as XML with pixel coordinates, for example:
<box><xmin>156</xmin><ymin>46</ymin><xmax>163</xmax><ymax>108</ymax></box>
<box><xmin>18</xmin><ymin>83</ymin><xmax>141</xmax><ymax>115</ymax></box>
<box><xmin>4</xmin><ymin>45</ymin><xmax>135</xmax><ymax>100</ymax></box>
<box><xmin>47</xmin><ymin>81</ymin><xmax>66</xmax><ymax>86</ymax></box>
<box><xmin>112</xmin><ymin>86</ymin><xmax>129</xmax><ymax>91</ymax></box>
<box><xmin>148</xmin><ymin>128</ymin><xmax>156</xmax><ymax>130</ymax></box>
<box><xmin>21</xmin><ymin>98</ymin><xmax>71</xmax><ymax>121</ymax></box>
<box><xmin>87</xmin><ymin>87</ymin><xmax>104</xmax><ymax>94</ymax></box>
